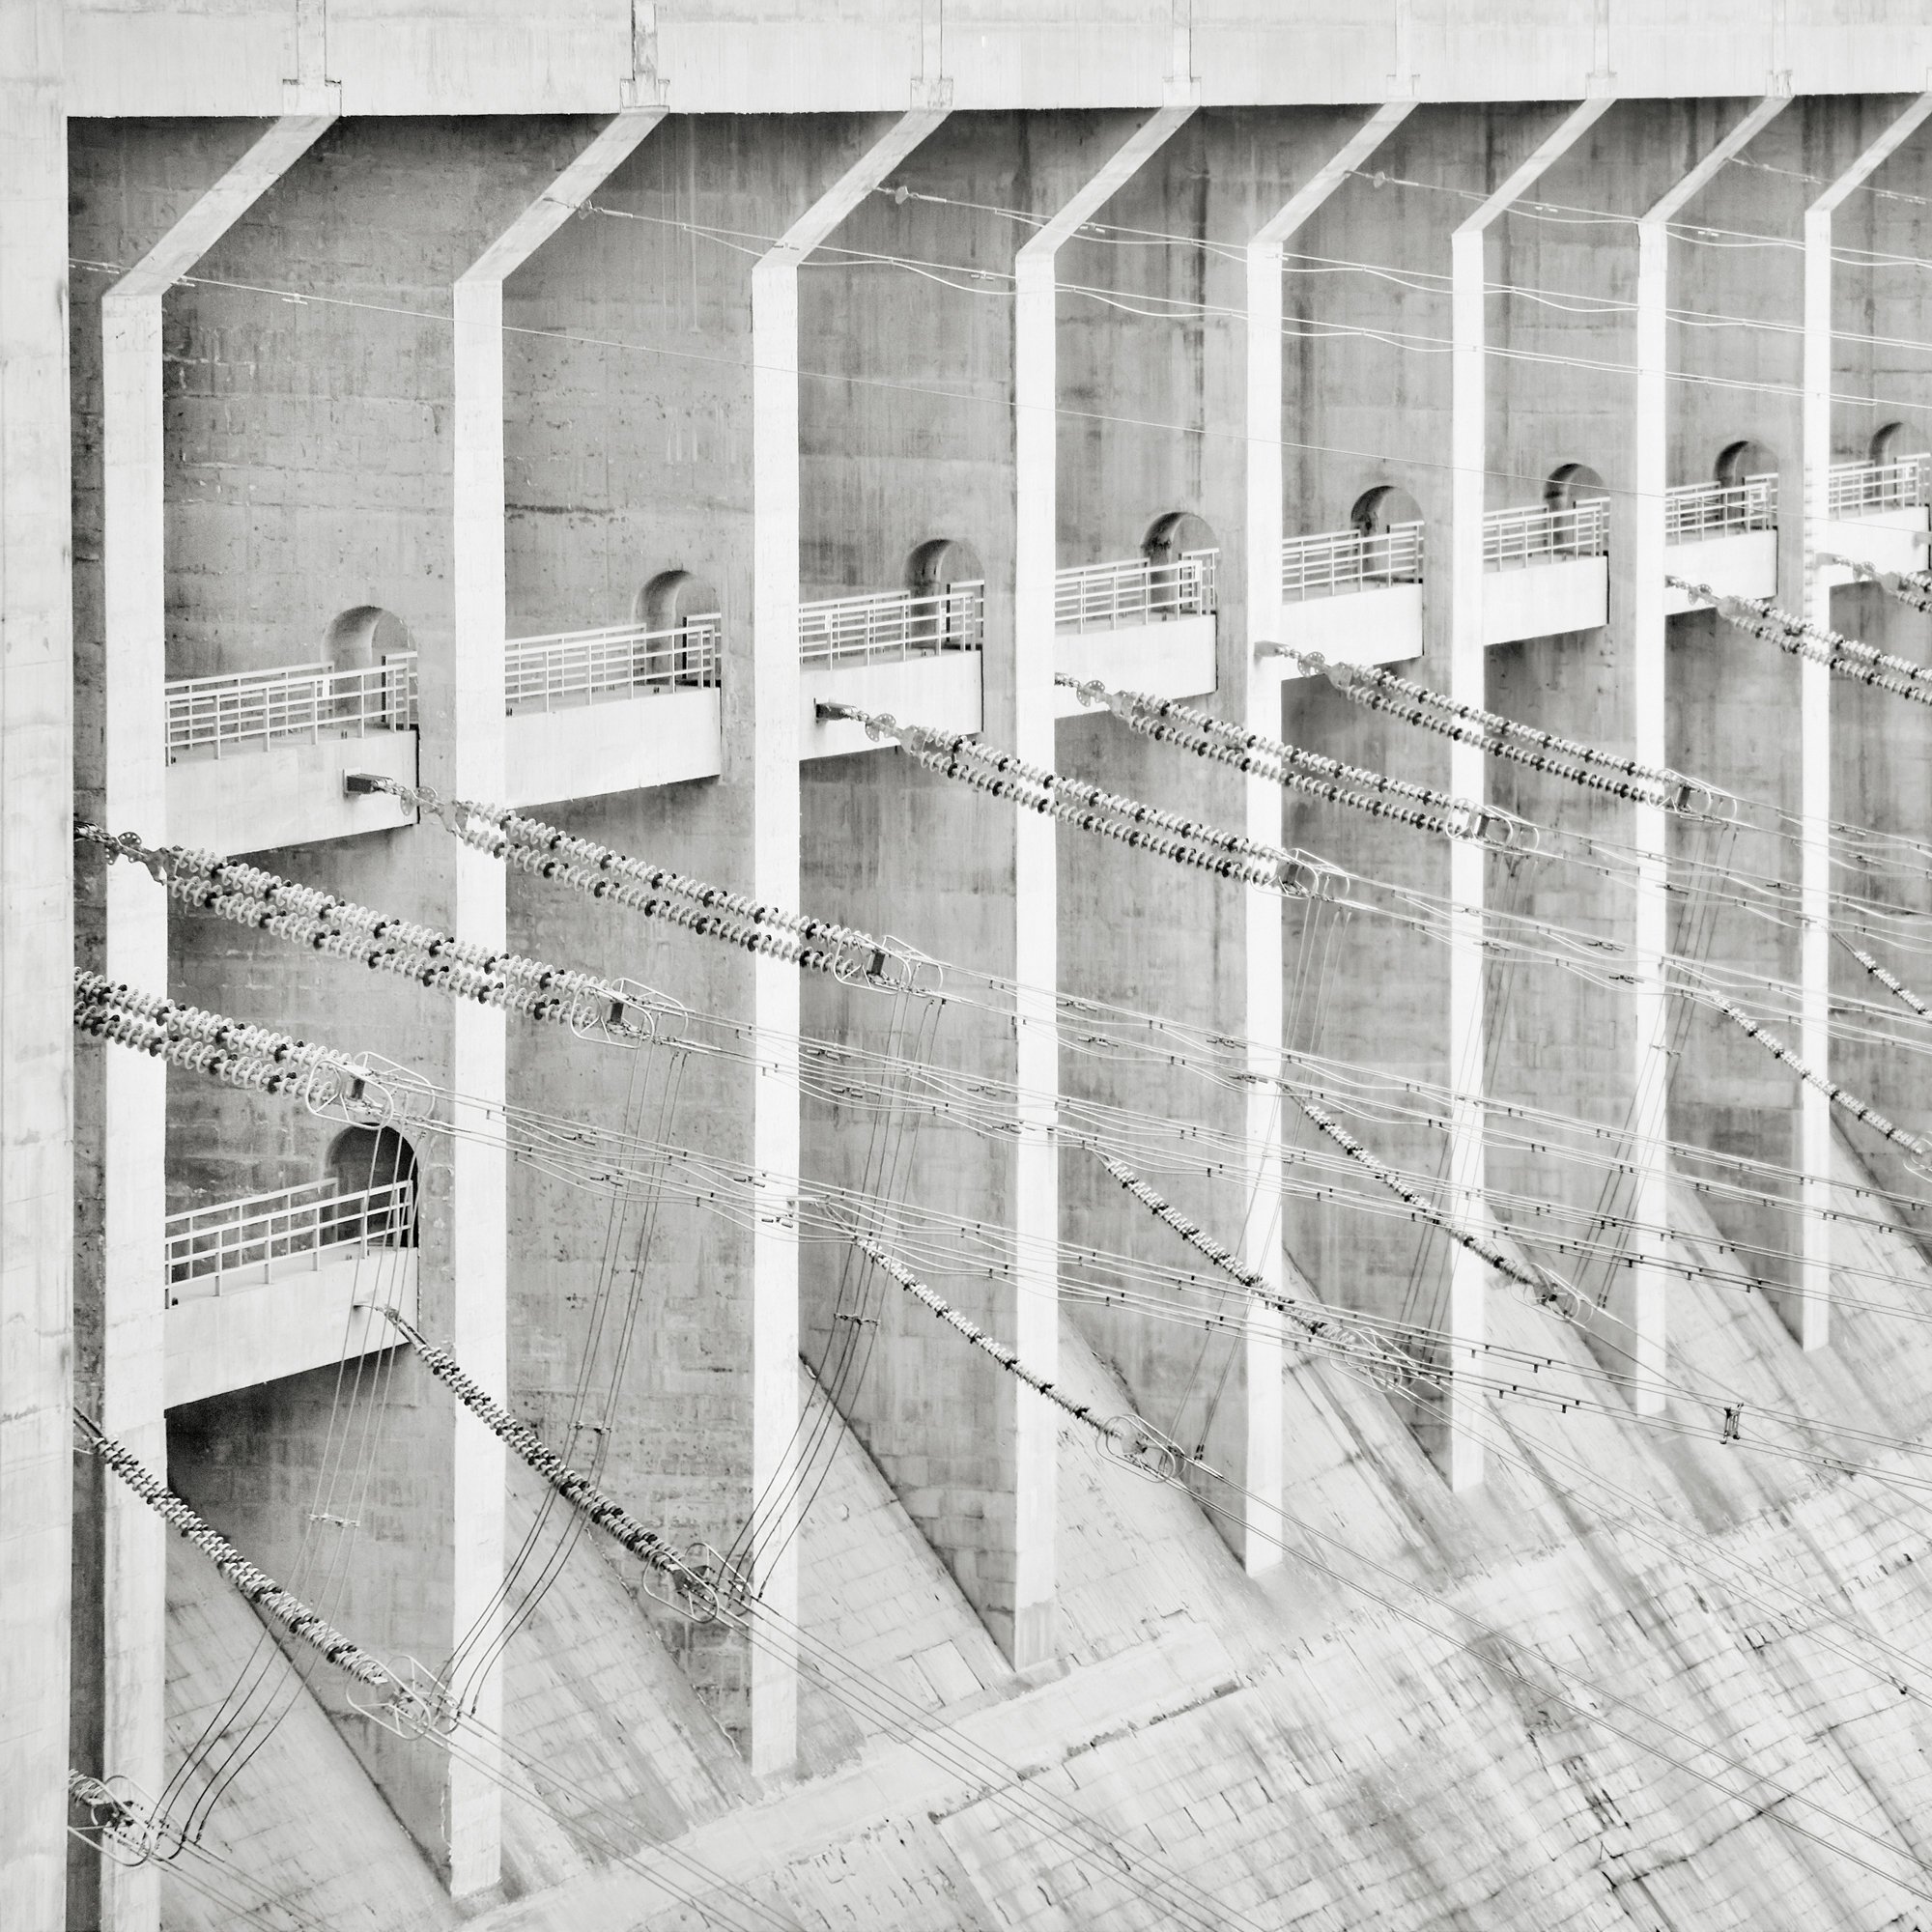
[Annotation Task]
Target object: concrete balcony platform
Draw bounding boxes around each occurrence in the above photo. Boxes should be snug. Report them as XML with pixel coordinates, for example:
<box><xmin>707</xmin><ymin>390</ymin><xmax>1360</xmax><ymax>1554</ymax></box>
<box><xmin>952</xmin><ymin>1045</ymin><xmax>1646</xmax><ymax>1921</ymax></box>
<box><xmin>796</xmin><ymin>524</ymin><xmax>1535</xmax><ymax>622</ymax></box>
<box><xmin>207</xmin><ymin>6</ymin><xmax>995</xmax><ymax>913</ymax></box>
<box><xmin>505</xmin><ymin>686</ymin><xmax>724</xmax><ymax>807</ymax></box>
<box><xmin>1482</xmin><ymin>555</ymin><xmax>1608</xmax><ymax>646</ymax></box>
<box><xmin>1818</xmin><ymin>506</ymin><xmax>1931</xmax><ymax>587</ymax></box>
<box><xmin>1269</xmin><ymin>582</ymin><xmax>1423</xmax><ymax>678</ymax></box>
<box><xmin>166</xmin><ymin>1247</ymin><xmax>417</xmax><ymax>1408</ymax></box>
<box><xmin>1052</xmin><ymin>614</ymin><xmax>1216</xmax><ymax>718</ymax></box>
<box><xmin>805</xmin><ymin>649</ymin><xmax>983</xmax><ymax>759</ymax></box>
<box><xmin>1663</xmin><ymin>530</ymin><xmax>1778</xmax><ymax>614</ymax></box>
<box><xmin>166</xmin><ymin>728</ymin><xmax>417</xmax><ymax>857</ymax></box>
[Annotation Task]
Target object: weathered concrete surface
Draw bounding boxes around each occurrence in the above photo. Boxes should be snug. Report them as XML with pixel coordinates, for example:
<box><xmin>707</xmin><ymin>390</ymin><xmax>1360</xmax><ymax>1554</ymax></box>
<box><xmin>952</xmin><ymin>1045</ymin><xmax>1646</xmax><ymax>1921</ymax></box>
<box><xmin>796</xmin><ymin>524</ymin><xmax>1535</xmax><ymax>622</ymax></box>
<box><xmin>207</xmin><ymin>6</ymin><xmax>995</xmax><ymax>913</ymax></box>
<box><xmin>446</xmin><ymin>1238</ymin><xmax>1932</xmax><ymax>1931</ymax></box>
<box><xmin>0</xmin><ymin>8</ymin><xmax>73</xmax><ymax>1929</ymax></box>
<box><xmin>1051</xmin><ymin>109</ymin><xmax>1369</xmax><ymax>1563</ymax></box>
<box><xmin>44</xmin><ymin>85</ymin><xmax>1932</xmax><ymax>1932</ymax></box>
<box><xmin>1821</xmin><ymin>116</ymin><xmax>1932</xmax><ymax>1248</ymax></box>
<box><xmin>500</xmin><ymin>110</ymin><xmax>895</xmax><ymax>1765</ymax></box>
<box><xmin>797</xmin><ymin>110</ymin><xmax>1151</xmax><ymax>1666</ymax></box>
<box><xmin>1661</xmin><ymin>100</ymin><xmax>1867</xmax><ymax>1337</ymax></box>
<box><xmin>128</xmin><ymin>112</ymin><xmax>612</xmax><ymax>1893</ymax></box>
<box><xmin>53</xmin><ymin>0</ymin><xmax>1932</xmax><ymax>123</ymax></box>
<box><xmin>157</xmin><ymin>1537</ymin><xmax>463</xmax><ymax>1932</ymax></box>
<box><xmin>1274</xmin><ymin>103</ymin><xmax>1517</xmax><ymax>1470</ymax></box>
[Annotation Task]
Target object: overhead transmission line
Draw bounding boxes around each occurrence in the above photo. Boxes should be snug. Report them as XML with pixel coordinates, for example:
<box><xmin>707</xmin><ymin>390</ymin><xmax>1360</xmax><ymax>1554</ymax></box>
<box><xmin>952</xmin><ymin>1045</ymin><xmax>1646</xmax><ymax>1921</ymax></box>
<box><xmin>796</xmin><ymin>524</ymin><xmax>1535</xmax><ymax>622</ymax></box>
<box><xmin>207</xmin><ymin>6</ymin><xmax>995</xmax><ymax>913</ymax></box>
<box><xmin>80</xmin><ymin>789</ymin><xmax>1932</xmax><ymax>1311</ymax></box>
<box><xmin>80</xmin><ymin>970</ymin><xmax>1932</xmax><ymax>1495</ymax></box>
<box><xmin>836</xmin><ymin>1229</ymin><xmax>1932</xmax><ymax>1909</ymax></box>
<box><xmin>76</xmin><ymin>931</ymin><xmax>1932</xmax><ymax>1336</ymax></box>
<box><xmin>1672</xmin><ymin>576</ymin><xmax>1932</xmax><ymax>704</ymax></box>
<box><xmin>87</xmin><ymin>1321</ymin><xmax>1273</xmax><ymax>1932</ymax></box>
<box><xmin>73</xmin><ymin>217</ymin><xmax>1932</xmax><ymax>517</ymax></box>
<box><xmin>803</xmin><ymin>705</ymin><xmax>1932</xmax><ymax>1169</ymax></box>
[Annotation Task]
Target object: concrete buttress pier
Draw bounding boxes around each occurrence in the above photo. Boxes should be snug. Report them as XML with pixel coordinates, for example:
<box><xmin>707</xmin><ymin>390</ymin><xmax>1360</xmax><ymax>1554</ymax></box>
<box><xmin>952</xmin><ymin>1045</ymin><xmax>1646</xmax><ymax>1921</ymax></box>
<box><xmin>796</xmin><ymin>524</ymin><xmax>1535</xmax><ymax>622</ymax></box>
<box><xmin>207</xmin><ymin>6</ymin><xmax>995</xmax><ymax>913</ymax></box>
<box><xmin>794</xmin><ymin>111</ymin><xmax>1158</xmax><ymax>1668</ymax></box>
<box><xmin>108</xmin><ymin>116</ymin><xmax>620</xmax><ymax>1903</ymax></box>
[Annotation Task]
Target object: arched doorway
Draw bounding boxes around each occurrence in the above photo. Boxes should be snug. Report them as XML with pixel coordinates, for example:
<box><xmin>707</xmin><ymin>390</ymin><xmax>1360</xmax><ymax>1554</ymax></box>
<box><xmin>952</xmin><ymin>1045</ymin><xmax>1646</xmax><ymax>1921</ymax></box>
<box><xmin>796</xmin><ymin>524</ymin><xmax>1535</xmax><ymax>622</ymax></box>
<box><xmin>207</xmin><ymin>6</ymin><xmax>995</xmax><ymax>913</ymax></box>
<box><xmin>322</xmin><ymin>607</ymin><xmax>413</xmax><ymax>727</ymax></box>
<box><xmin>1715</xmin><ymin>438</ymin><xmax>1776</xmax><ymax>488</ymax></box>
<box><xmin>1349</xmin><ymin>485</ymin><xmax>1425</xmax><ymax>582</ymax></box>
<box><xmin>1869</xmin><ymin>420</ymin><xmax>1928</xmax><ymax>467</ymax></box>
<box><xmin>1543</xmin><ymin>464</ymin><xmax>1609</xmax><ymax>554</ymax></box>
<box><xmin>324</xmin><ymin>1125</ymin><xmax>420</xmax><ymax>1248</ymax></box>
<box><xmin>323</xmin><ymin>605</ymin><xmax>412</xmax><ymax>672</ymax></box>
<box><xmin>1142</xmin><ymin>511</ymin><xmax>1219</xmax><ymax>616</ymax></box>
<box><xmin>905</xmin><ymin>537</ymin><xmax>986</xmax><ymax>649</ymax></box>
<box><xmin>633</xmin><ymin>569</ymin><xmax>723</xmax><ymax>685</ymax></box>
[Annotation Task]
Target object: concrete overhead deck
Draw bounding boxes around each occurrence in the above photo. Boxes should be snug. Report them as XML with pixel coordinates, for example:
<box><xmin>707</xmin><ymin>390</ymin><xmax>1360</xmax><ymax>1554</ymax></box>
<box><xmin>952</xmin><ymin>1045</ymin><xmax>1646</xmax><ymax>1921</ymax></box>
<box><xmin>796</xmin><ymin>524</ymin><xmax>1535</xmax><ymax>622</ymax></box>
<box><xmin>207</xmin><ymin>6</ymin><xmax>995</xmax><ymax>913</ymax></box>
<box><xmin>53</xmin><ymin>1</ymin><xmax>1932</xmax><ymax>119</ymax></box>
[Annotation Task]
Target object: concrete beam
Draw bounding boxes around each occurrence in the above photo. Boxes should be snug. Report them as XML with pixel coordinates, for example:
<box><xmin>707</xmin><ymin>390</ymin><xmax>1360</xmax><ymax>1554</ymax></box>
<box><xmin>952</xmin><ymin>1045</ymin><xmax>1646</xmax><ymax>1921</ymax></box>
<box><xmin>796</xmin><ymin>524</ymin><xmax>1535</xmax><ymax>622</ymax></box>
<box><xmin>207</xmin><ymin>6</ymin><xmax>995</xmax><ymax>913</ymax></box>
<box><xmin>51</xmin><ymin>4</ymin><xmax>1932</xmax><ymax>122</ymax></box>
<box><xmin>1628</xmin><ymin>97</ymin><xmax>1789</xmax><ymax>1409</ymax></box>
<box><xmin>95</xmin><ymin>110</ymin><xmax>334</xmax><ymax>1932</ymax></box>
<box><xmin>0</xmin><ymin>8</ymin><xmax>72</xmax><ymax>1925</ymax></box>
<box><xmin>1795</xmin><ymin>94</ymin><xmax>1932</xmax><ymax>1353</ymax></box>
<box><xmin>751</xmin><ymin>105</ymin><xmax>945</xmax><ymax>1764</ymax></box>
<box><xmin>1446</xmin><ymin>97</ymin><xmax>1612</xmax><ymax>1491</ymax></box>
<box><xmin>1239</xmin><ymin>101</ymin><xmax>1412</xmax><ymax>1560</ymax></box>
<box><xmin>445</xmin><ymin>105</ymin><xmax>663</xmax><ymax>1876</ymax></box>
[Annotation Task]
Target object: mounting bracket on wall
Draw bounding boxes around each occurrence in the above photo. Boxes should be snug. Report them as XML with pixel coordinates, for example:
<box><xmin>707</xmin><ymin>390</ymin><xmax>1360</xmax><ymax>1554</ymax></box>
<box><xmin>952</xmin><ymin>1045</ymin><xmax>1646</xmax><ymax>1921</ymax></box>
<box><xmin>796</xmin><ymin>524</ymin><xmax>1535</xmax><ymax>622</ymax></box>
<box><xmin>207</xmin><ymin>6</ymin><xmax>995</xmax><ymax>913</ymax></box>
<box><xmin>621</xmin><ymin>0</ymin><xmax>671</xmax><ymax>106</ymax></box>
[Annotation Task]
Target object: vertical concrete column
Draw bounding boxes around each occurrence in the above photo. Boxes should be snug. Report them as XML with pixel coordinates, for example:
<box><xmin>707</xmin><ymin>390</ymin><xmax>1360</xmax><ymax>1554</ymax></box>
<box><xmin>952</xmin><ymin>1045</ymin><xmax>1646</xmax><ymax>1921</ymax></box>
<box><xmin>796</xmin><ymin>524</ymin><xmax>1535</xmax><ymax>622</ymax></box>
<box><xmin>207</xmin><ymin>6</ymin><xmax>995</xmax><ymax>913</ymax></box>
<box><xmin>1014</xmin><ymin>104</ymin><xmax>1189</xmax><ymax>1626</ymax></box>
<box><xmin>0</xmin><ymin>9</ymin><xmax>71</xmax><ymax>1923</ymax></box>
<box><xmin>1796</xmin><ymin>95</ymin><xmax>1932</xmax><ymax>1353</ymax></box>
<box><xmin>1628</xmin><ymin>99</ymin><xmax>1786</xmax><ymax>1411</ymax></box>
<box><xmin>1243</xmin><ymin>100</ymin><xmax>1410</xmax><ymax>1558</ymax></box>
<box><xmin>1446</xmin><ymin>99</ymin><xmax>1609</xmax><ymax>1492</ymax></box>
<box><xmin>444</xmin><ymin>108</ymin><xmax>663</xmax><ymax>1865</ymax></box>
<box><xmin>750</xmin><ymin>106</ymin><xmax>943</xmax><ymax>1757</ymax></box>
<box><xmin>94</xmin><ymin>113</ymin><xmax>334</xmax><ymax>1932</ymax></box>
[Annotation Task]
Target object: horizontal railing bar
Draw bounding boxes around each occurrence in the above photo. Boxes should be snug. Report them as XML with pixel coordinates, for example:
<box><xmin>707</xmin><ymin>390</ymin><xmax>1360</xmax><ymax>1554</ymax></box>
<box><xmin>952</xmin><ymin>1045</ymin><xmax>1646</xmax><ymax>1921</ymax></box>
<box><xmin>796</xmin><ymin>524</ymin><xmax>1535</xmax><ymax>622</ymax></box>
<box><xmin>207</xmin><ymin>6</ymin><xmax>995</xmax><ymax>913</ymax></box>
<box><xmin>164</xmin><ymin>655</ymin><xmax>419</xmax><ymax>760</ymax></box>
<box><xmin>164</xmin><ymin>1179</ymin><xmax>341</xmax><ymax>1229</ymax></box>
<box><xmin>504</xmin><ymin>616</ymin><xmax>722</xmax><ymax>710</ymax></box>
<box><xmin>163</xmin><ymin>661</ymin><xmax>331</xmax><ymax>695</ymax></box>
<box><xmin>1664</xmin><ymin>473</ymin><xmax>1777</xmax><ymax>542</ymax></box>
<box><xmin>1280</xmin><ymin>522</ymin><xmax>1424</xmax><ymax>600</ymax></box>
<box><xmin>1052</xmin><ymin>550</ymin><xmax>1218</xmax><ymax>633</ymax></box>
<box><xmin>1827</xmin><ymin>454</ymin><xmax>1929</xmax><ymax>517</ymax></box>
<box><xmin>505</xmin><ymin>616</ymin><xmax>722</xmax><ymax>654</ymax></box>
<box><xmin>1481</xmin><ymin>500</ymin><xmax>1609</xmax><ymax>567</ymax></box>
<box><xmin>799</xmin><ymin>582</ymin><xmax>985</xmax><ymax>666</ymax></box>
<box><xmin>163</xmin><ymin>1178</ymin><xmax>415</xmax><ymax>1289</ymax></box>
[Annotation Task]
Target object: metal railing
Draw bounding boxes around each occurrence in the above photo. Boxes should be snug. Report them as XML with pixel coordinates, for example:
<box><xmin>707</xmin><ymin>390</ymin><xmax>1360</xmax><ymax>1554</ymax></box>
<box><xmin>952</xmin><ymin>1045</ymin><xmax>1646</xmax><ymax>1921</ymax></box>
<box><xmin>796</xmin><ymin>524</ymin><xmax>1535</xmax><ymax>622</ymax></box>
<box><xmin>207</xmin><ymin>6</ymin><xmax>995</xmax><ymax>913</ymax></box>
<box><xmin>1828</xmin><ymin>455</ymin><xmax>1931</xmax><ymax>519</ymax></box>
<box><xmin>505</xmin><ymin>615</ymin><xmax>721</xmax><ymax>712</ymax></box>
<box><xmin>163</xmin><ymin>1178</ymin><xmax>414</xmax><ymax>1299</ymax></box>
<box><xmin>1054</xmin><ymin>550</ymin><xmax>1219</xmax><ymax>633</ymax></box>
<box><xmin>164</xmin><ymin>657</ymin><xmax>418</xmax><ymax>763</ymax></box>
<box><xmin>1482</xmin><ymin>500</ymin><xmax>1609</xmax><ymax>569</ymax></box>
<box><xmin>1280</xmin><ymin>522</ymin><xmax>1425</xmax><ymax>601</ymax></box>
<box><xmin>798</xmin><ymin>582</ymin><xmax>984</xmax><ymax>668</ymax></box>
<box><xmin>1665</xmin><ymin>473</ymin><xmax>1777</xmax><ymax>543</ymax></box>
